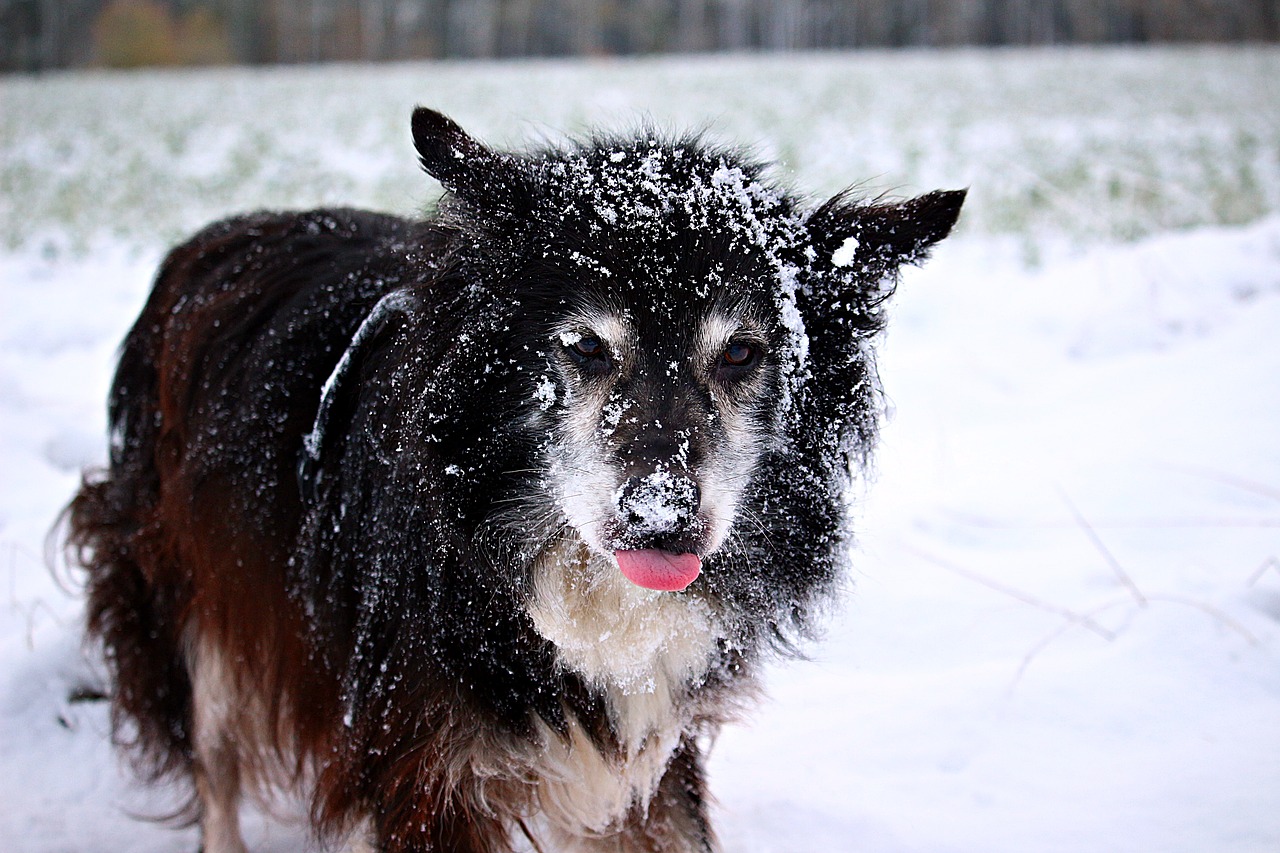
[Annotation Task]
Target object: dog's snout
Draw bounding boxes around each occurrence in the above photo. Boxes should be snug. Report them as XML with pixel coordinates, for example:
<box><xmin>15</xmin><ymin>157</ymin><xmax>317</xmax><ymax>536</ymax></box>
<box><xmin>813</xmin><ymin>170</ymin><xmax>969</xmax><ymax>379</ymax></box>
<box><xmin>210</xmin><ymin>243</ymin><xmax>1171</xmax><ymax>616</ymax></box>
<box><xmin>615</xmin><ymin>473</ymin><xmax>701</xmax><ymax>535</ymax></box>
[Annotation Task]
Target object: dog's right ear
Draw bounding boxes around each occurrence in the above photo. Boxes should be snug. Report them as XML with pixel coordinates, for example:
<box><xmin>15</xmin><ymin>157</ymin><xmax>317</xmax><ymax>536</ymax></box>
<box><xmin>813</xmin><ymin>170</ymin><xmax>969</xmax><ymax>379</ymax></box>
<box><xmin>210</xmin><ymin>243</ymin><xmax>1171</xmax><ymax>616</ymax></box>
<box><xmin>412</xmin><ymin>107</ymin><xmax>527</xmax><ymax>209</ymax></box>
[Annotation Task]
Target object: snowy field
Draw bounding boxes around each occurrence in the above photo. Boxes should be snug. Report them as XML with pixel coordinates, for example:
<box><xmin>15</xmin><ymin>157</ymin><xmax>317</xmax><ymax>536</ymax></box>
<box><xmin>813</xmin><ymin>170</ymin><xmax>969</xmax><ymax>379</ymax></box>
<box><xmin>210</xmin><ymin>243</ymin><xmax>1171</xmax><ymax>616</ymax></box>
<box><xmin>2</xmin><ymin>47</ymin><xmax>1279</xmax><ymax>851</ymax></box>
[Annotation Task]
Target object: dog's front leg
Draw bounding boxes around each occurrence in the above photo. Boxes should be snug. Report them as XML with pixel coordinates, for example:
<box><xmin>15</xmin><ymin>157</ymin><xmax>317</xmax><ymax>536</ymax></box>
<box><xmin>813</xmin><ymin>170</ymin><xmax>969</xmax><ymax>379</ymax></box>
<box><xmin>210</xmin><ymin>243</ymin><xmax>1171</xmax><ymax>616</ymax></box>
<box><xmin>366</xmin><ymin>781</ymin><xmax>514</xmax><ymax>853</ymax></box>
<box><xmin>604</xmin><ymin>736</ymin><xmax>717</xmax><ymax>853</ymax></box>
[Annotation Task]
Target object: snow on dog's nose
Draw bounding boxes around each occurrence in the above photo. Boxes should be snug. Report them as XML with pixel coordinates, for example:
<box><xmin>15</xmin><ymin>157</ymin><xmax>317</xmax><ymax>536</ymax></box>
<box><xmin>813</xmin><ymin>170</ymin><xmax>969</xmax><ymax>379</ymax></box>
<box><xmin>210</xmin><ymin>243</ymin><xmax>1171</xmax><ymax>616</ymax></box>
<box><xmin>615</xmin><ymin>472</ymin><xmax>700</xmax><ymax>534</ymax></box>
<box><xmin>613</xmin><ymin>472</ymin><xmax>703</xmax><ymax>591</ymax></box>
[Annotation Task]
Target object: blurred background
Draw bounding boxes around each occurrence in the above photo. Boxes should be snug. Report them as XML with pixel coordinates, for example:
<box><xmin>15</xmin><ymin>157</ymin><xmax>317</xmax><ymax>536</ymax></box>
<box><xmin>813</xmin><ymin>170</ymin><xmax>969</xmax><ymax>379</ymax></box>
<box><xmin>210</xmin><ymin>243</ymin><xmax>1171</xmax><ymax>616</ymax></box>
<box><xmin>4</xmin><ymin>0</ymin><xmax>1278</xmax><ymax>72</ymax></box>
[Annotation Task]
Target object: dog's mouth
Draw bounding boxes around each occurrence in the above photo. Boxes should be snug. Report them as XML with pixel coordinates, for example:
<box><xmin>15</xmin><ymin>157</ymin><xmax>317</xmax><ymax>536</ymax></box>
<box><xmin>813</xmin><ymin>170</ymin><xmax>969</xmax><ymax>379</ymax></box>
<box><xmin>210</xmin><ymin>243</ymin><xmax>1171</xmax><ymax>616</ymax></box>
<box><xmin>607</xmin><ymin>471</ymin><xmax>706</xmax><ymax>591</ymax></box>
<box><xmin>614</xmin><ymin>549</ymin><xmax>702</xmax><ymax>592</ymax></box>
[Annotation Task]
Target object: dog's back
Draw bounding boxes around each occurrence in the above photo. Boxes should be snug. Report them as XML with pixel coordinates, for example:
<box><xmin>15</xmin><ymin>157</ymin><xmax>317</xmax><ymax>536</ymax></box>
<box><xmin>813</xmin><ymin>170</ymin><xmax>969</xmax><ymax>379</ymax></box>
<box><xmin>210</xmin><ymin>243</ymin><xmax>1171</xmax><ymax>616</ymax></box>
<box><xmin>67</xmin><ymin>207</ymin><xmax>422</xmax><ymax>824</ymax></box>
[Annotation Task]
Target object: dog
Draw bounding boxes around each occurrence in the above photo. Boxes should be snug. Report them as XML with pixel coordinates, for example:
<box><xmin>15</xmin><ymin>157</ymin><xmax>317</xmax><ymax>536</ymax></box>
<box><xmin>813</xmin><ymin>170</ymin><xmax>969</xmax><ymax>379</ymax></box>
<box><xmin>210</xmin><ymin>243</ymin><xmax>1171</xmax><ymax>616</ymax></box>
<box><xmin>66</xmin><ymin>108</ymin><xmax>963</xmax><ymax>852</ymax></box>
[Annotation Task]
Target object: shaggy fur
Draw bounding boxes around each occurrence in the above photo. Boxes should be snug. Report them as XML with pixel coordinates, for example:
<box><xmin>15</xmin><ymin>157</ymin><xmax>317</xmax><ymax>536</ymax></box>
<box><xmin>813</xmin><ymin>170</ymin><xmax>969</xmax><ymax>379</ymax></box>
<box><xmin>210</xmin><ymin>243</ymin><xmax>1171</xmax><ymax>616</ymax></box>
<box><xmin>66</xmin><ymin>108</ymin><xmax>964</xmax><ymax>852</ymax></box>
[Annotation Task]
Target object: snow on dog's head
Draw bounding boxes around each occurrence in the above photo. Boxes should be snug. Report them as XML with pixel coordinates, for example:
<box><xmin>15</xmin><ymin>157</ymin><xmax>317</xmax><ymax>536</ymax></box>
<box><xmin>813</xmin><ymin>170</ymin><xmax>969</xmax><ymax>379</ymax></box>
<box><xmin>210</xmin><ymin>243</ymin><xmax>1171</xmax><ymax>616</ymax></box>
<box><xmin>410</xmin><ymin>107</ymin><xmax>964</xmax><ymax>616</ymax></box>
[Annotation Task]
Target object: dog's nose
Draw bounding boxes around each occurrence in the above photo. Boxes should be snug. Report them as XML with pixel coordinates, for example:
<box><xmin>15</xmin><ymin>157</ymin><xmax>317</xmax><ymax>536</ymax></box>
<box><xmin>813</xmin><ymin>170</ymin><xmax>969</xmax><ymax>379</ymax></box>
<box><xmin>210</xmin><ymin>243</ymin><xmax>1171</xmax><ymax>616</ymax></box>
<box><xmin>615</xmin><ymin>473</ymin><xmax>701</xmax><ymax>535</ymax></box>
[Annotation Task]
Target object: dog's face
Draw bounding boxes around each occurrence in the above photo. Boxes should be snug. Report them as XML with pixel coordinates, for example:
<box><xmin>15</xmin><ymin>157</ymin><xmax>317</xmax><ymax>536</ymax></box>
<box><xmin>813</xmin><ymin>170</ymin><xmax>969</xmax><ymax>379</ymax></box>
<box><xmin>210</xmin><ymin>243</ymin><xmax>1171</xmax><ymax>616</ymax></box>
<box><xmin>410</xmin><ymin>108</ymin><xmax>964</xmax><ymax>596</ymax></box>
<box><xmin>541</xmin><ymin>260</ymin><xmax>786</xmax><ymax>591</ymax></box>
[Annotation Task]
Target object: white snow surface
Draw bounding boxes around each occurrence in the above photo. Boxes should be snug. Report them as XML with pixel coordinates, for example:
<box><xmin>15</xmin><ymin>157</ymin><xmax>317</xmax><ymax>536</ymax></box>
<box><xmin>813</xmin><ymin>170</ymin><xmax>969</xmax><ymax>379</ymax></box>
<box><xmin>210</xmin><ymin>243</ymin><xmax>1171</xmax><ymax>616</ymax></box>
<box><xmin>3</xmin><ymin>51</ymin><xmax>1279</xmax><ymax>852</ymax></box>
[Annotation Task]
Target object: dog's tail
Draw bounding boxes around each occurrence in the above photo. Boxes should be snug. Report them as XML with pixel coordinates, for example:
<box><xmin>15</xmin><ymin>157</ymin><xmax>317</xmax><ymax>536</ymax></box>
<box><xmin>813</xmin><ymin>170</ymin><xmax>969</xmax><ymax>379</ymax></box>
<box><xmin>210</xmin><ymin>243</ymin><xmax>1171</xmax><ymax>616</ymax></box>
<box><xmin>67</xmin><ymin>476</ymin><xmax>194</xmax><ymax>783</ymax></box>
<box><xmin>64</xmin><ymin>252</ymin><xmax>196</xmax><ymax>802</ymax></box>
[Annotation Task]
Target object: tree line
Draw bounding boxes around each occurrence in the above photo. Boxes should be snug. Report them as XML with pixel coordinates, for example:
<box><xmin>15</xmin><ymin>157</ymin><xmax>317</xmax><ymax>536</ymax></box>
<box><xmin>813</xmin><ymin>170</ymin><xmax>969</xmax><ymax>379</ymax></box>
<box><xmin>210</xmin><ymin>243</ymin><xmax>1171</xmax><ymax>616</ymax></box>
<box><xmin>4</xmin><ymin>0</ymin><xmax>1278</xmax><ymax>72</ymax></box>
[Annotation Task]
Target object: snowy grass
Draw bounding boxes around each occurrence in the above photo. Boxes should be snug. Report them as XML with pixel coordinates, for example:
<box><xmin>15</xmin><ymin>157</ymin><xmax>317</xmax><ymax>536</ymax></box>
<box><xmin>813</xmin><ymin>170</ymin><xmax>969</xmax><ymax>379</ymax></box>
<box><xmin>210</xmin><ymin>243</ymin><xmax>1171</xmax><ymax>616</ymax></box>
<box><xmin>2</xmin><ymin>46</ymin><xmax>1278</xmax><ymax>257</ymax></box>
<box><xmin>2</xmin><ymin>47</ymin><xmax>1279</xmax><ymax>852</ymax></box>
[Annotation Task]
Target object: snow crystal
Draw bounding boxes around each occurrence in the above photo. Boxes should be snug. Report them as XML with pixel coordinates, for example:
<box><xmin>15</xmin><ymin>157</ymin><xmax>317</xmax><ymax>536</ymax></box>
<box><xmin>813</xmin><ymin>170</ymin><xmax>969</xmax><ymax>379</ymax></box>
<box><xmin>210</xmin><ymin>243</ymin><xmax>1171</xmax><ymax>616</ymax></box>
<box><xmin>600</xmin><ymin>397</ymin><xmax>628</xmax><ymax>435</ymax></box>
<box><xmin>832</xmin><ymin>236</ymin><xmax>860</xmax><ymax>267</ymax></box>
<box><xmin>569</xmin><ymin>249</ymin><xmax>612</xmax><ymax>277</ymax></box>
<box><xmin>614</xmin><ymin>470</ymin><xmax>697</xmax><ymax>533</ymax></box>
<box><xmin>534</xmin><ymin>375</ymin><xmax>557</xmax><ymax>410</ymax></box>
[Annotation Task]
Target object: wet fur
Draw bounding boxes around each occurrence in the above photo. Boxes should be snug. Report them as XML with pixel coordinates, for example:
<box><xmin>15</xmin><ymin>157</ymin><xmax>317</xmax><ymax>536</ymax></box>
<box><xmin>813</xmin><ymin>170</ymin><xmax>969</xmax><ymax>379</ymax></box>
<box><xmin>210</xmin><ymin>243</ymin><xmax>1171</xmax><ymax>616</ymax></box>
<box><xmin>66</xmin><ymin>109</ymin><xmax>963</xmax><ymax>851</ymax></box>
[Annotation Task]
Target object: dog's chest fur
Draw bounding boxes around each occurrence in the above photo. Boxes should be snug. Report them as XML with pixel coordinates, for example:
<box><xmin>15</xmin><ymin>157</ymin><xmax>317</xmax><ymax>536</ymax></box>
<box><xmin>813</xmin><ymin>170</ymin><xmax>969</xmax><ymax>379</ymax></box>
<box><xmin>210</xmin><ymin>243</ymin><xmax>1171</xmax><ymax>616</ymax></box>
<box><xmin>524</xmin><ymin>541</ymin><xmax>722</xmax><ymax>832</ymax></box>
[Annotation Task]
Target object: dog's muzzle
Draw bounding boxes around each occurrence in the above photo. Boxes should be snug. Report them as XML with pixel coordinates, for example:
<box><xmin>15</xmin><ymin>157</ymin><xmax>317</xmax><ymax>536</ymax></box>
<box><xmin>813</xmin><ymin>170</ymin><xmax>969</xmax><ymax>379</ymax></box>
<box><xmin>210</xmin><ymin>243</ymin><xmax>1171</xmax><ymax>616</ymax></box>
<box><xmin>609</xmin><ymin>472</ymin><xmax>705</xmax><ymax>591</ymax></box>
<box><xmin>613</xmin><ymin>472</ymin><xmax>702</xmax><ymax>549</ymax></box>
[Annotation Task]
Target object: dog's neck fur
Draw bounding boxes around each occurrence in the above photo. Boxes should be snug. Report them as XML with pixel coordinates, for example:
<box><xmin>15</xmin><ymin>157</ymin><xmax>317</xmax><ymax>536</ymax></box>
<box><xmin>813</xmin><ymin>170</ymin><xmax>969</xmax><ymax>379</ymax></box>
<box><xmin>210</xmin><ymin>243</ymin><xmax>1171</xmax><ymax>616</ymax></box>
<box><xmin>524</xmin><ymin>540</ymin><xmax>722</xmax><ymax>833</ymax></box>
<box><xmin>527</xmin><ymin>540</ymin><xmax>722</xmax><ymax>702</ymax></box>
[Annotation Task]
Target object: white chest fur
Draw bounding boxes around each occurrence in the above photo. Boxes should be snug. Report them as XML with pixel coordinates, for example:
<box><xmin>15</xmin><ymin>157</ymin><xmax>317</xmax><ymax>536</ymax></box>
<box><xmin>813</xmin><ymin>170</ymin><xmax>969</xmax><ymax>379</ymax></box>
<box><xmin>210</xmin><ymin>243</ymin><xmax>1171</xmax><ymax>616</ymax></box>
<box><xmin>524</xmin><ymin>544</ymin><xmax>722</xmax><ymax>833</ymax></box>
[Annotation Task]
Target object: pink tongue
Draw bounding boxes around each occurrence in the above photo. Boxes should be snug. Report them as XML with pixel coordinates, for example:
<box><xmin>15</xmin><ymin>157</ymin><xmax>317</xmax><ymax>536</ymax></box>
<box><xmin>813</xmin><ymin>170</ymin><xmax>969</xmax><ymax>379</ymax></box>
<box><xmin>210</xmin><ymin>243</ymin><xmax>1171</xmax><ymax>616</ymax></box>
<box><xmin>614</xmin><ymin>550</ymin><xmax>702</xmax><ymax>592</ymax></box>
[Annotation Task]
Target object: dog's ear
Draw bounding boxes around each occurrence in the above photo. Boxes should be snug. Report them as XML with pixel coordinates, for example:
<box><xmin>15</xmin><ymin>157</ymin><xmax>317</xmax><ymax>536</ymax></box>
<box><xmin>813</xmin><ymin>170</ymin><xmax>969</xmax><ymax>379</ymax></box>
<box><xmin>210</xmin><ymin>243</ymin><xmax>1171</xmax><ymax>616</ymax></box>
<box><xmin>411</xmin><ymin>107</ymin><xmax>526</xmax><ymax>208</ymax></box>
<box><xmin>806</xmin><ymin>189</ymin><xmax>966</xmax><ymax>286</ymax></box>
<box><xmin>793</xmin><ymin>189</ymin><xmax>965</xmax><ymax>446</ymax></box>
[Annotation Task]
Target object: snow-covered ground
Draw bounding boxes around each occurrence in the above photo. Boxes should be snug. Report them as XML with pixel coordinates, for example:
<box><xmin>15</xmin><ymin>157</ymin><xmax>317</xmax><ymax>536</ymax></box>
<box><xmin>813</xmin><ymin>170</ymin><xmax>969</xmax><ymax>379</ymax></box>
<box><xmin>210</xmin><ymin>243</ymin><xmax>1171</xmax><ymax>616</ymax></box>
<box><xmin>2</xmin><ymin>49</ymin><xmax>1278</xmax><ymax>851</ymax></box>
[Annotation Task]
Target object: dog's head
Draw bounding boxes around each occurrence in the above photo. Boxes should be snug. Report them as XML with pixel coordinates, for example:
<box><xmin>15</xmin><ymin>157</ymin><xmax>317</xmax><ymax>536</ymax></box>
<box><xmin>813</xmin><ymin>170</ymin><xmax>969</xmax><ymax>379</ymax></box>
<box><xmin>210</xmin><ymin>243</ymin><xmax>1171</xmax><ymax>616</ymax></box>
<box><xmin>409</xmin><ymin>108</ymin><xmax>964</xmax><ymax>594</ymax></box>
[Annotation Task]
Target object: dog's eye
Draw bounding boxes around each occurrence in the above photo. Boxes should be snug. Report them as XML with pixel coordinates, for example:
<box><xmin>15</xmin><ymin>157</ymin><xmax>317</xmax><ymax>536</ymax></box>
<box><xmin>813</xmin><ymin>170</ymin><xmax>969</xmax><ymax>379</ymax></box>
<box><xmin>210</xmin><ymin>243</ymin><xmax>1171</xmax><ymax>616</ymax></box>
<box><xmin>721</xmin><ymin>342</ymin><xmax>757</xmax><ymax>368</ymax></box>
<box><xmin>570</xmin><ymin>336</ymin><xmax>603</xmax><ymax>359</ymax></box>
<box><xmin>564</xmin><ymin>334</ymin><xmax>610</xmax><ymax>374</ymax></box>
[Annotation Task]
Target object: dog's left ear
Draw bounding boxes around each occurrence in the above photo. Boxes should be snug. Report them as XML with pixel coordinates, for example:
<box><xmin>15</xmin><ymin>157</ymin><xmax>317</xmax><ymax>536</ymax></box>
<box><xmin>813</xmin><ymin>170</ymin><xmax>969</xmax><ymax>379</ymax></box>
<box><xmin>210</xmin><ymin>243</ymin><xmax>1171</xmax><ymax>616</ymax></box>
<box><xmin>806</xmin><ymin>189</ymin><xmax>967</xmax><ymax>286</ymax></box>
<box><xmin>793</xmin><ymin>190</ymin><xmax>965</xmax><ymax>451</ymax></box>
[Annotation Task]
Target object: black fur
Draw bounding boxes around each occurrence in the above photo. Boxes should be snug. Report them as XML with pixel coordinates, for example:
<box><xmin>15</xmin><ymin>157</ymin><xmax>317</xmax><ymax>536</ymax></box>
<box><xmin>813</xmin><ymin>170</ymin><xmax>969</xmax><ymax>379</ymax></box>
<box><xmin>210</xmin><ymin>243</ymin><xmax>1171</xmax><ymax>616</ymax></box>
<box><xmin>67</xmin><ymin>108</ymin><xmax>964</xmax><ymax>852</ymax></box>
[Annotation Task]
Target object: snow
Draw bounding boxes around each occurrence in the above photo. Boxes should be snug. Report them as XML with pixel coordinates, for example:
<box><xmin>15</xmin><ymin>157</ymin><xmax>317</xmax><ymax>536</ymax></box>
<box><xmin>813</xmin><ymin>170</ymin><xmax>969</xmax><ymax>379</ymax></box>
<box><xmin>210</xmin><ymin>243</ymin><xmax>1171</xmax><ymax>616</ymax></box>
<box><xmin>3</xmin><ymin>49</ymin><xmax>1279</xmax><ymax>851</ymax></box>
<box><xmin>832</xmin><ymin>235</ymin><xmax>860</xmax><ymax>267</ymax></box>
<box><xmin>534</xmin><ymin>374</ymin><xmax>558</xmax><ymax>410</ymax></box>
<box><xmin>614</xmin><ymin>470</ymin><xmax>698</xmax><ymax>534</ymax></box>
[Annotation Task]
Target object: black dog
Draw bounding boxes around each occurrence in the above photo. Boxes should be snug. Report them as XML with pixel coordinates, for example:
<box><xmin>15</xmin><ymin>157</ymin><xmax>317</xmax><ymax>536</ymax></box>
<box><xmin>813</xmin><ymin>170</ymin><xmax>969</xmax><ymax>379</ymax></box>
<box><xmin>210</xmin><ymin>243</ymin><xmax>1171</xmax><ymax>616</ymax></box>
<box><xmin>67</xmin><ymin>108</ymin><xmax>963</xmax><ymax>852</ymax></box>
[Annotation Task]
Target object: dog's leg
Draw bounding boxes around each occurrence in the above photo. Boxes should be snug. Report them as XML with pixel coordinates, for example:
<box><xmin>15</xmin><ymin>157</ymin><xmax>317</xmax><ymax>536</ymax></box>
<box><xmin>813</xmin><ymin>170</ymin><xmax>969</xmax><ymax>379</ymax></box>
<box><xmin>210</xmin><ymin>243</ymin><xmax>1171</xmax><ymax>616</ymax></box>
<box><xmin>190</xmin><ymin>639</ymin><xmax>248</xmax><ymax>853</ymax></box>
<box><xmin>337</xmin><ymin>822</ymin><xmax>377</xmax><ymax>853</ymax></box>
<box><xmin>194</xmin><ymin>758</ymin><xmax>246</xmax><ymax>853</ymax></box>
<box><xmin>540</xmin><ymin>736</ymin><xmax>716</xmax><ymax>853</ymax></box>
<box><xmin>616</xmin><ymin>736</ymin><xmax>716</xmax><ymax>853</ymax></box>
